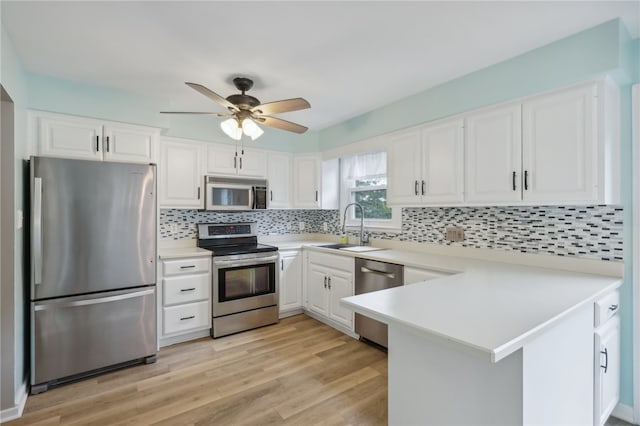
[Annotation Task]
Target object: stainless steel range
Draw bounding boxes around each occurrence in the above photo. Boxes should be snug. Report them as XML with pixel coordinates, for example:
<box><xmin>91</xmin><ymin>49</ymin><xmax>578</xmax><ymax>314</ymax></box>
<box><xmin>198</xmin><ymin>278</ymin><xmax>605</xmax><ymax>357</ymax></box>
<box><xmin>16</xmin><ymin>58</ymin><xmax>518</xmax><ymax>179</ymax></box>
<box><xmin>197</xmin><ymin>222</ymin><xmax>279</xmax><ymax>338</ymax></box>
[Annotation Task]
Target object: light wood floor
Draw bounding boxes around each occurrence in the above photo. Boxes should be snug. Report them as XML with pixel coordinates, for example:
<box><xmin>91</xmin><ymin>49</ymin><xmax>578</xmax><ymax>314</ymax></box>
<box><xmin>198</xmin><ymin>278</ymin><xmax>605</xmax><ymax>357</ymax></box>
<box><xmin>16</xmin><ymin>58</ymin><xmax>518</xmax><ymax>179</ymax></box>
<box><xmin>9</xmin><ymin>315</ymin><xmax>388</xmax><ymax>426</ymax></box>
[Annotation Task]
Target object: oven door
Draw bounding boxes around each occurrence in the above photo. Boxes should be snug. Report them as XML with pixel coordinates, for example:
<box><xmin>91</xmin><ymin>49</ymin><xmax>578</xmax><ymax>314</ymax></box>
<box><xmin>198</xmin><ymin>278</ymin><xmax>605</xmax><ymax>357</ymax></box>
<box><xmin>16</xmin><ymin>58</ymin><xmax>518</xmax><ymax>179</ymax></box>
<box><xmin>212</xmin><ymin>253</ymin><xmax>279</xmax><ymax>317</ymax></box>
<box><xmin>205</xmin><ymin>183</ymin><xmax>253</xmax><ymax>210</ymax></box>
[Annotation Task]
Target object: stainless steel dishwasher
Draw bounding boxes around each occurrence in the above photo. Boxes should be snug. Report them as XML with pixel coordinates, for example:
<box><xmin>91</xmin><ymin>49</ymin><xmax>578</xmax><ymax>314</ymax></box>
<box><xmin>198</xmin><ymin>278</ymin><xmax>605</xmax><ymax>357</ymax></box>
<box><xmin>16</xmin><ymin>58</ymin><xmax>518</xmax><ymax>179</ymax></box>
<box><xmin>355</xmin><ymin>257</ymin><xmax>404</xmax><ymax>348</ymax></box>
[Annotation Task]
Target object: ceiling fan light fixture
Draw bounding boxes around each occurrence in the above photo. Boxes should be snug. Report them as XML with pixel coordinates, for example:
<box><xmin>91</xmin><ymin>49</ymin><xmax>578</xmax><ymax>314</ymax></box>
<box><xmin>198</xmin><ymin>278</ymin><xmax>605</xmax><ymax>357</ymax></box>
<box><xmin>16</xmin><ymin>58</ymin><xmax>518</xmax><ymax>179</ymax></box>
<box><xmin>220</xmin><ymin>118</ymin><xmax>242</xmax><ymax>140</ymax></box>
<box><xmin>242</xmin><ymin>118</ymin><xmax>264</xmax><ymax>141</ymax></box>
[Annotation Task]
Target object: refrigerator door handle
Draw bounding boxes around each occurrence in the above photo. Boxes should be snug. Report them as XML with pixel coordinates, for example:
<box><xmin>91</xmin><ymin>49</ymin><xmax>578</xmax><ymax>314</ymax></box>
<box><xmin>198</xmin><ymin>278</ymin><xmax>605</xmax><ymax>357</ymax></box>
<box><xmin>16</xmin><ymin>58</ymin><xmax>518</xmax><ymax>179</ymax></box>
<box><xmin>33</xmin><ymin>177</ymin><xmax>43</xmax><ymax>285</ymax></box>
<box><xmin>33</xmin><ymin>288</ymin><xmax>155</xmax><ymax>310</ymax></box>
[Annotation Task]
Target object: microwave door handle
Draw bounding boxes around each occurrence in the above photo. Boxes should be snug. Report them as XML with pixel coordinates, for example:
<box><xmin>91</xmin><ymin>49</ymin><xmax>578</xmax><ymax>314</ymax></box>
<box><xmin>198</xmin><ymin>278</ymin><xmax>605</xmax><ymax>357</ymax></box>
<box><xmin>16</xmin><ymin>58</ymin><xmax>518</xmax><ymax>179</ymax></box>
<box><xmin>250</xmin><ymin>186</ymin><xmax>255</xmax><ymax>209</ymax></box>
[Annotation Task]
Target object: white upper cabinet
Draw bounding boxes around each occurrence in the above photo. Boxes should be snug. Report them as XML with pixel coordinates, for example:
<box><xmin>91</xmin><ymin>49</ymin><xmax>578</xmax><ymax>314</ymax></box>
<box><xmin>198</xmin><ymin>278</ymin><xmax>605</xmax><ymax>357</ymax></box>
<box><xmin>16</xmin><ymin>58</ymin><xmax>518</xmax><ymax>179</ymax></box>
<box><xmin>387</xmin><ymin>129</ymin><xmax>422</xmax><ymax>205</ymax></box>
<box><xmin>387</xmin><ymin>118</ymin><xmax>464</xmax><ymax>206</ymax></box>
<box><xmin>31</xmin><ymin>111</ymin><xmax>158</xmax><ymax>163</ymax></box>
<box><xmin>267</xmin><ymin>152</ymin><xmax>292</xmax><ymax>209</ymax></box>
<box><xmin>159</xmin><ymin>137</ymin><xmax>204</xmax><ymax>209</ymax></box>
<box><xmin>465</xmin><ymin>82</ymin><xmax>616</xmax><ymax>205</ymax></box>
<box><xmin>293</xmin><ymin>154</ymin><xmax>321</xmax><ymax>208</ymax></box>
<box><xmin>522</xmin><ymin>84</ymin><xmax>596</xmax><ymax>203</ymax></box>
<box><xmin>103</xmin><ymin>124</ymin><xmax>156</xmax><ymax>163</ymax></box>
<box><xmin>206</xmin><ymin>143</ymin><xmax>267</xmax><ymax>178</ymax></box>
<box><xmin>465</xmin><ymin>104</ymin><xmax>522</xmax><ymax>203</ymax></box>
<box><xmin>421</xmin><ymin>119</ymin><xmax>464</xmax><ymax>203</ymax></box>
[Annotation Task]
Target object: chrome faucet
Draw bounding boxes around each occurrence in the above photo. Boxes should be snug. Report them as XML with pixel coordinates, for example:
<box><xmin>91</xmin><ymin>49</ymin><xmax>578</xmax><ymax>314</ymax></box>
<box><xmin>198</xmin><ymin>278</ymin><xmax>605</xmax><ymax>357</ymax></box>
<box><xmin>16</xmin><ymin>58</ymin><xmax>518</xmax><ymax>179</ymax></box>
<box><xmin>341</xmin><ymin>202</ymin><xmax>368</xmax><ymax>245</ymax></box>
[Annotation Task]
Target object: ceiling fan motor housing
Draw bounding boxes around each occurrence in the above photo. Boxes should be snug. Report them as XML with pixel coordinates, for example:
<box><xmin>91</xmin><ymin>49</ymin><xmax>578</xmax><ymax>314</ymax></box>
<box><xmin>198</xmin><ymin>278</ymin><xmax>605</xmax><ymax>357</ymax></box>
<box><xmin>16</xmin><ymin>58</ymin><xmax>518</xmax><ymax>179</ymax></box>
<box><xmin>226</xmin><ymin>94</ymin><xmax>261</xmax><ymax>109</ymax></box>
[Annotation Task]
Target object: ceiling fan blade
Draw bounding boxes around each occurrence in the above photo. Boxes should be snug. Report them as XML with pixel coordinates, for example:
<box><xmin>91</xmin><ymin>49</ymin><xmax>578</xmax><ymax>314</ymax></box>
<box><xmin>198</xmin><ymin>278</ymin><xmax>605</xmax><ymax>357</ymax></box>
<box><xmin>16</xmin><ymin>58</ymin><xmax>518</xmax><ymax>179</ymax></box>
<box><xmin>185</xmin><ymin>82</ymin><xmax>238</xmax><ymax>112</ymax></box>
<box><xmin>255</xmin><ymin>116</ymin><xmax>308</xmax><ymax>134</ymax></box>
<box><xmin>252</xmin><ymin>98</ymin><xmax>310</xmax><ymax>115</ymax></box>
<box><xmin>160</xmin><ymin>111</ymin><xmax>229</xmax><ymax>117</ymax></box>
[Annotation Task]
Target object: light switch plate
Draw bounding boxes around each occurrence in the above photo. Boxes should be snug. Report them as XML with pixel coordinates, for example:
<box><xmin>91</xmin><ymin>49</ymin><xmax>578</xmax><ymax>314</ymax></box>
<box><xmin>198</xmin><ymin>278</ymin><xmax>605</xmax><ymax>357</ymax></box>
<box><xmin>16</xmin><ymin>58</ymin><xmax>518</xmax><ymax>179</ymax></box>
<box><xmin>445</xmin><ymin>226</ymin><xmax>464</xmax><ymax>242</ymax></box>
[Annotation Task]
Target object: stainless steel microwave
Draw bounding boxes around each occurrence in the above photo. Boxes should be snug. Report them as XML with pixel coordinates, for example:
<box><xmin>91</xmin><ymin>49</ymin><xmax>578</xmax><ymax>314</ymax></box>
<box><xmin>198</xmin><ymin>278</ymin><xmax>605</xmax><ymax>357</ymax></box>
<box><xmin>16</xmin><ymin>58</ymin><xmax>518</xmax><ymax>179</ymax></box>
<box><xmin>204</xmin><ymin>176</ymin><xmax>268</xmax><ymax>210</ymax></box>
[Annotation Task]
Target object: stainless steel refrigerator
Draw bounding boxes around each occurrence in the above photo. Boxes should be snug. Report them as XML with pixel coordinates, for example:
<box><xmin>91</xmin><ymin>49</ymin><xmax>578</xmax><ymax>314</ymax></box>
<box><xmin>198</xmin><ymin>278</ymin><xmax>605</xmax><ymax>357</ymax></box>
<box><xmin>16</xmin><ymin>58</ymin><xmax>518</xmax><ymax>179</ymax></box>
<box><xmin>30</xmin><ymin>156</ymin><xmax>157</xmax><ymax>394</ymax></box>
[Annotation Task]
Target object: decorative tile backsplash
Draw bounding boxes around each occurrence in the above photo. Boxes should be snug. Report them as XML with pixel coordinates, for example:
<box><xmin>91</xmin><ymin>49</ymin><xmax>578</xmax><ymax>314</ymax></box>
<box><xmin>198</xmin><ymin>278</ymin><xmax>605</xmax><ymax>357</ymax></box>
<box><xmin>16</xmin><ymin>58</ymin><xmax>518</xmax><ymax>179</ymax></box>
<box><xmin>160</xmin><ymin>205</ymin><xmax>623</xmax><ymax>262</ymax></box>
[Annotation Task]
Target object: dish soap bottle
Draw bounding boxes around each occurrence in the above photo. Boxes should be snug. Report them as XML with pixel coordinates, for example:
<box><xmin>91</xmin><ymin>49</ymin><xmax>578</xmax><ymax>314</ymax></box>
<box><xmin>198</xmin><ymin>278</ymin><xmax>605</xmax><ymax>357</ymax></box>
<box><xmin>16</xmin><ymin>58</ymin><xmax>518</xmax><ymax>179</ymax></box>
<box><xmin>340</xmin><ymin>233</ymin><xmax>348</xmax><ymax>244</ymax></box>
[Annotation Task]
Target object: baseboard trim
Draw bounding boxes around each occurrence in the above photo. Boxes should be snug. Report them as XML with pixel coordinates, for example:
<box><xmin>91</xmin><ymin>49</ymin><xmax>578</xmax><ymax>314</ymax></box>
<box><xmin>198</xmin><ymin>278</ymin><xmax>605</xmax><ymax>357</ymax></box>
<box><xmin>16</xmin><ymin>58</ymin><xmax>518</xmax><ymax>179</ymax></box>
<box><xmin>612</xmin><ymin>402</ymin><xmax>635</xmax><ymax>424</ymax></box>
<box><xmin>279</xmin><ymin>308</ymin><xmax>304</xmax><ymax>319</ymax></box>
<box><xmin>0</xmin><ymin>379</ymin><xmax>28</xmax><ymax>422</ymax></box>
<box><xmin>303</xmin><ymin>309</ymin><xmax>358</xmax><ymax>339</ymax></box>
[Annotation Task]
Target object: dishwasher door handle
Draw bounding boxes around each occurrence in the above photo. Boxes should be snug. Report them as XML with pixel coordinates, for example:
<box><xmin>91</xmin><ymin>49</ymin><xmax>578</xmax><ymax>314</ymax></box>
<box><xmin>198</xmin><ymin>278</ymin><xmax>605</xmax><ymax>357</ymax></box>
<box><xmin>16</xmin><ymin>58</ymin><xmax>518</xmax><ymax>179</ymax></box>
<box><xmin>360</xmin><ymin>266</ymin><xmax>396</xmax><ymax>280</ymax></box>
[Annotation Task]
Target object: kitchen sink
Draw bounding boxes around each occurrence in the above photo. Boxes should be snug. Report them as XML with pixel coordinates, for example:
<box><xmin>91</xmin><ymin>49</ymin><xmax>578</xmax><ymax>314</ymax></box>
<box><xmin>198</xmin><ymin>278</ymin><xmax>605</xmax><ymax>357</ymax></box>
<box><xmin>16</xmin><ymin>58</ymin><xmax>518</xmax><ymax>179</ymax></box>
<box><xmin>318</xmin><ymin>243</ymin><xmax>386</xmax><ymax>253</ymax></box>
<box><xmin>318</xmin><ymin>243</ymin><xmax>356</xmax><ymax>249</ymax></box>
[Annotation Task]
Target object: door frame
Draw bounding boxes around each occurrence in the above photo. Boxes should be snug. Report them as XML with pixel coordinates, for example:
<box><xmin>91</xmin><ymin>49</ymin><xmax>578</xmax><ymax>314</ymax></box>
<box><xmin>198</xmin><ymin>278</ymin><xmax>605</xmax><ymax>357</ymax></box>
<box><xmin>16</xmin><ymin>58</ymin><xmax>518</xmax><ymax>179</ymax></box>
<box><xmin>633</xmin><ymin>83</ymin><xmax>639</xmax><ymax>423</ymax></box>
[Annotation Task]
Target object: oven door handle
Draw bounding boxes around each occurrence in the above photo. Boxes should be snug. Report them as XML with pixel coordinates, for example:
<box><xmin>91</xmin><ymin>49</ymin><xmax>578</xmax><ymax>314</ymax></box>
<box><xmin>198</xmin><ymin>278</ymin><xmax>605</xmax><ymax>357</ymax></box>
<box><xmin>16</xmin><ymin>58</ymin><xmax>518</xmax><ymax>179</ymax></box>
<box><xmin>214</xmin><ymin>256</ymin><xmax>279</xmax><ymax>268</ymax></box>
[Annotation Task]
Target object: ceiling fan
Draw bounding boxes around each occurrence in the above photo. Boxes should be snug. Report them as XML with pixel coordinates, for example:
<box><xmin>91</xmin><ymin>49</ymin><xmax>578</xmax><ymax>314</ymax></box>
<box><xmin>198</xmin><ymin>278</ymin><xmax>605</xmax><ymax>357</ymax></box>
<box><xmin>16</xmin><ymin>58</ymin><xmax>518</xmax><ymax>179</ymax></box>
<box><xmin>161</xmin><ymin>77</ymin><xmax>310</xmax><ymax>140</ymax></box>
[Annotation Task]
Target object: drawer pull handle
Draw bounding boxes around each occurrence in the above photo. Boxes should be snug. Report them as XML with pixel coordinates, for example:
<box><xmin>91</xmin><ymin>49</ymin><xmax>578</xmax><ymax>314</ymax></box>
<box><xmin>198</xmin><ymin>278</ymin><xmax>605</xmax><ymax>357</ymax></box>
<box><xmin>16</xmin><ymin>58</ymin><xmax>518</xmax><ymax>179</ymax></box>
<box><xmin>600</xmin><ymin>348</ymin><xmax>608</xmax><ymax>373</ymax></box>
<box><xmin>608</xmin><ymin>304</ymin><xmax>618</xmax><ymax>312</ymax></box>
<box><xmin>180</xmin><ymin>265</ymin><xmax>196</xmax><ymax>269</ymax></box>
<box><xmin>180</xmin><ymin>288</ymin><xmax>196</xmax><ymax>292</ymax></box>
<box><xmin>180</xmin><ymin>315</ymin><xmax>195</xmax><ymax>321</ymax></box>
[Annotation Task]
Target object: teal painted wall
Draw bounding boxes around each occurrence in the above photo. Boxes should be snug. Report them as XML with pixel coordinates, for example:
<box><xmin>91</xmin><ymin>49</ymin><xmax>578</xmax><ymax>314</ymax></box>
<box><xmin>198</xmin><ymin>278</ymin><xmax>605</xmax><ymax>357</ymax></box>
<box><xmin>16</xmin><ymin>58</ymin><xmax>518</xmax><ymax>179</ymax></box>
<box><xmin>0</xmin><ymin>20</ymin><xmax>29</xmax><ymax>408</ymax></box>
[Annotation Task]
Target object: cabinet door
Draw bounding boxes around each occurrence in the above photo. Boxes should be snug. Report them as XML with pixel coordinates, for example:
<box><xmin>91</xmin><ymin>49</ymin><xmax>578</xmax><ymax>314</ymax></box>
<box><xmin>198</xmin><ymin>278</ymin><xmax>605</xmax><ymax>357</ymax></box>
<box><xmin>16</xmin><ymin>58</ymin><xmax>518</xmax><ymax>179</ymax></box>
<box><xmin>421</xmin><ymin>118</ymin><xmax>464</xmax><ymax>203</ymax></box>
<box><xmin>293</xmin><ymin>155</ymin><xmax>321</xmax><ymax>208</ymax></box>
<box><xmin>267</xmin><ymin>153</ymin><xmax>292</xmax><ymax>209</ymax></box>
<box><xmin>522</xmin><ymin>84</ymin><xmax>597</xmax><ymax>203</ymax></box>
<box><xmin>103</xmin><ymin>125</ymin><xmax>156</xmax><ymax>163</ymax></box>
<box><xmin>306</xmin><ymin>265</ymin><xmax>330</xmax><ymax>317</ymax></box>
<box><xmin>237</xmin><ymin>149</ymin><xmax>267</xmax><ymax>177</ymax></box>
<box><xmin>159</xmin><ymin>139</ymin><xmax>204</xmax><ymax>208</ymax></box>
<box><xmin>386</xmin><ymin>129</ymin><xmax>422</xmax><ymax>205</ymax></box>
<box><xmin>38</xmin><ymin>115</ymin><xmax>103</xmax><ymax>161</ymax></box>
<box><xmin>328</xmin><ymin>270</ymin><xmax>353</xmax><ymax>329</ymax></box>
<box><xmin>207</xmin><ymin>143</ymin><xmax>239</xmax><ymax>175</ymax></box>
<box><xmin>465</xmin><ymin>105</ymin><xmax>522</xmax><ymax>203</ymax></box>
<box><xmin>279</xmin><ymin>251</ymin><xmax>302</xmax><ymax>312</ymax></box>
<box><xmin>595</xmin><ymin>316</ymin><xmax>620</xmax><ymax>426</ymax></box>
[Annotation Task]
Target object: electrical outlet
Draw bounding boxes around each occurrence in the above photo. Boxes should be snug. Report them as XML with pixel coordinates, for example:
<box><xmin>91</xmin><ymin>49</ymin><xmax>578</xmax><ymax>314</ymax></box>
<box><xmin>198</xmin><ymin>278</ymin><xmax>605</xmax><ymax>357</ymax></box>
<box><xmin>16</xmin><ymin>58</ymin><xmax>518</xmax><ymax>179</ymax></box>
<box><xmin>323</xmin><ymin>222</ymin><xmax>328</xmax><ymax>232</ymax></box>
<box><xmin>170</xmin><ymin>223</ymin><xmax>178</xmax><ymax>233</ymax></box>
<box><xmin>445</xmin><ymin>226</ymin><xmax>464</xmax><ymax>242</ymax></box>
<box><xmin>298</xmin><ymin>221</ymin><xmax>305</xmax><ymax>231</ymax></box>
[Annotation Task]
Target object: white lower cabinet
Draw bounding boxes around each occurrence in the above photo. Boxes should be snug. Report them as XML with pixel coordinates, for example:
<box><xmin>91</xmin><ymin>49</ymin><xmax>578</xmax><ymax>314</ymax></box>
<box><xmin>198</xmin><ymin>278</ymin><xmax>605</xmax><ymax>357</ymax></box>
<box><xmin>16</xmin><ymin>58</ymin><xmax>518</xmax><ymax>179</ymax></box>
<box><xmin>279</xmin><ymin>250</ymin><xmax>302</xmax><ymax>316</ymax></box>
<box><xmin>159</xmin><ymin>255</ymin><xmax>212</xmax><ymax>346</ymax></box>
<box><xmin>594</xmin><ymin>290</ymin><xmax>620</xmax><ymax>426</ymax></box>
<box><xmin>305</xmin><ymin>251</ymin><xmax>354</xmax><ymax>331</ymax></box>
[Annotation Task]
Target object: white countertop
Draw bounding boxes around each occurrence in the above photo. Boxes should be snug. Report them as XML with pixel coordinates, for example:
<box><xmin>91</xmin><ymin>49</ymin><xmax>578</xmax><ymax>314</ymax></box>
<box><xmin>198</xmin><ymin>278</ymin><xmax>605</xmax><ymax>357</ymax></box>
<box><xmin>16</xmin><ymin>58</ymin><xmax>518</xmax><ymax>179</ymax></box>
<box><xmin>158</xmin><ymin>246</ymin><xmax>212</xmax><ymax>259</ymax></box>
<box><xmin>341</xmin><ymin>263</ymin><xmax>620</xmax><ymax>363</ymax></box>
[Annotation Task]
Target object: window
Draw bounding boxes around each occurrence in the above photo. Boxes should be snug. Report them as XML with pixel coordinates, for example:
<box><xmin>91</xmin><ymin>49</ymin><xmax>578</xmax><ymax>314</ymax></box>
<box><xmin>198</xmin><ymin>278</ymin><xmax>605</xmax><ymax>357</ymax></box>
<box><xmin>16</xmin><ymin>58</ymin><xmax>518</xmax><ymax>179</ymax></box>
<box><xmin>340</xmin><ymin>151</ymin><xmax>400</xmax><ymax>230</ymax></box>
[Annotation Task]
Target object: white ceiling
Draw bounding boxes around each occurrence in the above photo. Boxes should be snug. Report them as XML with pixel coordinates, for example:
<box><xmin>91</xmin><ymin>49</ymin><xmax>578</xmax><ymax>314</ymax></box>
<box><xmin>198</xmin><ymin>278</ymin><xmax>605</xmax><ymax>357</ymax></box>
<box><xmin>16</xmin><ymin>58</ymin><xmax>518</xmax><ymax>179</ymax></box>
<box><xmin>2</xmin><ymin>1</ymin><xmax>639</xmax><ymax>131</ymax></box>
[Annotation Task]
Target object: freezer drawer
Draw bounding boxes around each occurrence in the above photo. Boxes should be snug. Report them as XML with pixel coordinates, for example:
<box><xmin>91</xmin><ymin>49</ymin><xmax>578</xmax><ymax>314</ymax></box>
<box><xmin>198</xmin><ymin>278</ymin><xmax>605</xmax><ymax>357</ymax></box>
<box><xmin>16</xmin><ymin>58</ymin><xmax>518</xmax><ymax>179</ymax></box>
<box><xmin>31</xmin><ymin>287</ymin><xmax>156</xmax><ymax>389</ymax></box>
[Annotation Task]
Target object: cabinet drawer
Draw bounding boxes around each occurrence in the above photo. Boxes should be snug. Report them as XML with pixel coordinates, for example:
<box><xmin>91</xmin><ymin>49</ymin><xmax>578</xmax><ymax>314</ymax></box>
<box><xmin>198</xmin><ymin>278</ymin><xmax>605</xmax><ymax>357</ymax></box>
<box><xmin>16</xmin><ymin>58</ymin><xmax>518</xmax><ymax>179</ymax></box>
<box><xmin>163</xmin><ymin>301</ymin><xmax>209</xmax><ymax>335</ymax></box>
<box><xmin>308</xmin><ymin>251</ymin><xmax>353</xmax><ymax>273</ymax></box>
<box><xmin>595</xmin><ymin>290</ymin><xmax>620</xmax><ymax>327</ymax></box>
<box><xmin>163</xmin><ymin>274</ymin><xmax>210</xmax><ymax>305</ymax></box>
<box><xmin>162</xmin><ymin>257</ymin><xmax>210</xmax><ymax>276</ymax></box>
